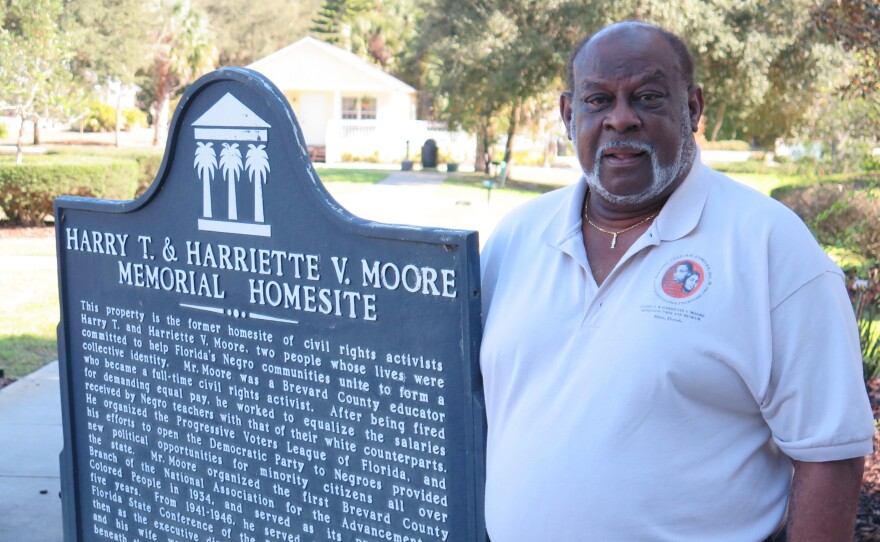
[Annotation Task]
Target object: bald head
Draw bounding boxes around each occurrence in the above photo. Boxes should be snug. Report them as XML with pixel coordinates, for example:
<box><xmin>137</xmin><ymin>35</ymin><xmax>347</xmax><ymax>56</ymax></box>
<box><xmin>567</xmin><ymin>22</ymin><xmax>695</xmax><ymax>92</ymax></box>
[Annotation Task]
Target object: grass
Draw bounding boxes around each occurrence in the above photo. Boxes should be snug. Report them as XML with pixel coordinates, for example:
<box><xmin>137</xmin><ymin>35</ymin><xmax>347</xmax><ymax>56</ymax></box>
<box><xmin>0</xmin><ymin>255</ymin><xmax>58</xmax><ymax>378</ymax></box>
<box><xmin>724</xmin><ymin>172</ymin><xmax>794</xmax><ymax>195</ymax></box>
<box><xmin>315</xmin><ymin>168</ymin><xmax>393</xmax><ymax>185</ymax></box>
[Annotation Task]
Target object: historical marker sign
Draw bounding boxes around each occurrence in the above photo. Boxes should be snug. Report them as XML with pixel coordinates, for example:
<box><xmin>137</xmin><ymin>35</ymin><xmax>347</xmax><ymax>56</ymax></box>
<box><xmin>55</xmin><ymin>68</ymin><xmax>485</xmax><ymax>542</ymax></box>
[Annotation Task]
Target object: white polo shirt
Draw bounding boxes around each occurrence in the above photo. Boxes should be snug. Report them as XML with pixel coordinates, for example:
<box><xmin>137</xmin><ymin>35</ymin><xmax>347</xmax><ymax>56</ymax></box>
<box><xmin>480</xmin><ymin>158</ymin><xmax>875</xmax><ymax>542</ymax></box>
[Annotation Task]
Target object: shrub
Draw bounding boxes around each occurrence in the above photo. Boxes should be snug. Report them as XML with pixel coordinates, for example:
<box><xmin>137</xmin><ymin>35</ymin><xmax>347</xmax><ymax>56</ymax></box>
<box><xmin>123</xmin><ymin>152</ymin><xmax>163</xmax><ymax>196</ymax></box>
<box><xmin>122</xmin><ymin>108</ymin><xmax>148</xmax><ymax>131</ymax></box>
<box><xmin>771</xmin><ymin>174</ymin><xmax>880</xmax><ymax>263</ymax></box>
<box><xmin>340</xmin><ymin>152</ymin><xmax>380</xmax><ymax>163</ymax></box>
<box><xmin>0</xmin><ymin>157</ymin><xmax>139</xmax><ymax>225</ymax></box>
<box><xmin>82</xmin><ymin>102</ymin><xmax>116</xmax><ymax>132</ymax></box>
<box><xmin>862</xmin><ymin>154</ymin><xmax>880</xmax><ymax>172</ymax></box>
<box><xmin>846</xmin><ymin>268</ymin><xmax>880</xmax><ymax>381</ymax></box>
<box><xmin>511</xmin><ymin>149</ymin><xmax>547</xmax><ymax>167</ymax></box>
<box><xmin>41</xmin><ymin>148</ymin><xmax>163</xmax><ymax>197</ymax></box>
<box><xmin>775</xmin><ymin>176</ymin><xmax>880</xmax><ymax>384</ymax></box>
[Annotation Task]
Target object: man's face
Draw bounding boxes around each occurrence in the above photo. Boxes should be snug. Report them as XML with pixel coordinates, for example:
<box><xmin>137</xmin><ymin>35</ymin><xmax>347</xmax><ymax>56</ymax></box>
<box><xmin>673</xmin><ymin>264</ymin><xmax>690</xmax><ymax>283</ymax></box>
<box><xmin>563</xmin><ymin>27</ymin><xmax>702</xmax><ymax>208</ymax></box>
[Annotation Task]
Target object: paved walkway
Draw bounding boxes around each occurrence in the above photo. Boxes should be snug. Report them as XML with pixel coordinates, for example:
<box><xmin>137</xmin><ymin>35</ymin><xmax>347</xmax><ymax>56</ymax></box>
<box><xmin>0</xmin><ymin>362</ymin><xmax>63</xmax><ymax>542</ymax></box>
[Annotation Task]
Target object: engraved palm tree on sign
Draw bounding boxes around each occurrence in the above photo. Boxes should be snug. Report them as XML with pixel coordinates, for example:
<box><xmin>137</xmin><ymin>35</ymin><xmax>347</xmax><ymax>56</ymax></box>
<box><xmin>194</xmin><ymin>142</ymin><xmax>217</xmax><ymax>218</ymax></box>
<box><xmin>219</xmin><ymin>143</ymin><xmax>243</xmax><ymax>220</ymax></box>
<box><xmin>246</xmin><ymin>144</ymin><xmax>270</xmax><ymax>223</ymax></box>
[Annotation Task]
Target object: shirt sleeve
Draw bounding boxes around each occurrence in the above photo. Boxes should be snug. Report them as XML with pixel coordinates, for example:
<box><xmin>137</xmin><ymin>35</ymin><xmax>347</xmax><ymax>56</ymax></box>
<box><xmin>761</xmin><ymin>271</ymin><xmax>875</xmax><ymax>461</ymax></box>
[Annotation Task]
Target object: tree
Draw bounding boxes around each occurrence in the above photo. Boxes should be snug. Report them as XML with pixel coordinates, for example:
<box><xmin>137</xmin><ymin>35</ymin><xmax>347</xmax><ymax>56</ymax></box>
<box><xmin>311</xmin><ymin>0</ymin><xmax>428</xmax><ymax>113</ymax></box>
<box><xmin>196</xmin><ymin>0</ymin><xmax>322</xmax><ymax>66</ymax></box>
<box><xmin>812</xmin><ymin>0</ymin><xmax>880</xmax><ymax>97</ymax></box>
<box><xmin>0</xmin><ymin>0</ymin><xmax>73</xmax><ymax>163</ymax></box>
<box><xmin>311</xmin><ymin>0</ymin><xmax>371</xmax><ymax>46</ymax></box>
<box><xmin>419</xmin><ymin>0</ymin><xmax>601</xmax><ymax>175</ymax></box>
<box><xmin>64</xmin><ymin>0</ymin><xmax>152</xmax><ymax>147</ymax></box>
<box><xmin>795</xmin><ymin>93</ymin><xmax>880</xmax><ymax>172</ymax></box>
<box><xmin>144</xmin><ymin>0</ymin><xmax>216</xmax><ymax>146</ymax></box>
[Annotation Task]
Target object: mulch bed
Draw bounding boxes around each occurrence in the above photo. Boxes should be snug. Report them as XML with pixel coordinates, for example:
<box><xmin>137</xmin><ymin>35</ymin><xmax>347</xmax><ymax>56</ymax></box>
<box><xmin>856</xmin><ymin>378</ymin><xmax>880</xmax><ymax>541</ymax></box>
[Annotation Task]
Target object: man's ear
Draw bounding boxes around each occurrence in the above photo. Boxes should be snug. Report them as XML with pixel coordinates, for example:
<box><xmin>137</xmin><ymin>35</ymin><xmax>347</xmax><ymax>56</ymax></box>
<box><xmin>688</xmin><ymin>86</ymin><xmax>704</xmax><ymax>133</ymax></box>
<box><xmin>560</xmin><ymin>92</ymin><xmax>574</xmax><ymax>140</ymax></box>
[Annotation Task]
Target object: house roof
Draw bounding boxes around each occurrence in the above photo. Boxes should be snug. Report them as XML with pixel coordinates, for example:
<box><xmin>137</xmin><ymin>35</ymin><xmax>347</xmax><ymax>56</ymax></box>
<box><xmin>249</xmin><ymin>36</ymin><xmax>415</xmax><ymax>94</ymax></box>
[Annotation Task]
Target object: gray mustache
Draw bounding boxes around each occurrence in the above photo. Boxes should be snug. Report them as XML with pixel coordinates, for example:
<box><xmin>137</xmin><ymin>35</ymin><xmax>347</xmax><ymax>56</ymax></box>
<box><xmin>597</xmin><ymin>140</ymin><xmax>656</xmax><ymax>155</ymax></box>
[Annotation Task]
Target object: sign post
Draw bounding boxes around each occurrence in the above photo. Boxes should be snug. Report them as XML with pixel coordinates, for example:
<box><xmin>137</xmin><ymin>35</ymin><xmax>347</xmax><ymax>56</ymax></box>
<box><xmin>55</xmin><ymin>68</ymin><xmax>485</xmax><ymax>542</ymax></box>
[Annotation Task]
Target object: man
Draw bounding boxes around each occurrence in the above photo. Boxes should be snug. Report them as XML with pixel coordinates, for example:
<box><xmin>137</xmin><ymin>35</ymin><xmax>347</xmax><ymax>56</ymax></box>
<box><xmin>672</xmin><ymin>260</ymin><xmax>693</xmax><ymax>284</ymax></box>
<box><xmin>480</xmin><ymin>21</ymin><xmax>875</xmax><ymax>541</ymax></box>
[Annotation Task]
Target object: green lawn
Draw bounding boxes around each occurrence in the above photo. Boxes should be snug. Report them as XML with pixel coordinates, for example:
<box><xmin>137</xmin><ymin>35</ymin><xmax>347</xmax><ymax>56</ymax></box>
<box><xmin>724</xmin><ymin>172</ymin><xmax>795</xmax><ymax>195</ymax></box>
<box><xmin>314</xmin><ymin>167</ymin><xmax>393</xmax><ymax>185</ymax></box>
<box><xmin>0</xmin><ymin>236</ymin><xmax>58</xmax><ymax>378</ymax></box>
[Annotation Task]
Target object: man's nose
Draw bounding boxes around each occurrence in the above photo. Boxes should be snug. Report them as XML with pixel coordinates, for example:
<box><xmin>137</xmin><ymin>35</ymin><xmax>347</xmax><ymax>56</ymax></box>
<box><xmin>604</xmin><ymin>100</ymin><xmax>641</xmax><ymax>133</ymax></box>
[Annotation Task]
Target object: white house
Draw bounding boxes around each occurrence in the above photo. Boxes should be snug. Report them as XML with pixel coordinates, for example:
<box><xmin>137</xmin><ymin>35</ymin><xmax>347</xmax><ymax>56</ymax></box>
<box><xmin>249</xmin><ymin>36</ymin><xmax>473</xmax><ymax>164</ymax></box>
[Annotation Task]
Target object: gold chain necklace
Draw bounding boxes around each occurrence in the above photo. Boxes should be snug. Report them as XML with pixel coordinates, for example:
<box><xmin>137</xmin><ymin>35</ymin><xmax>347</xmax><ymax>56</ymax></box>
<box><xmin>583</xmin><ymin>199</ymin><xmax>658</xmax><ymax>249</ymax></box>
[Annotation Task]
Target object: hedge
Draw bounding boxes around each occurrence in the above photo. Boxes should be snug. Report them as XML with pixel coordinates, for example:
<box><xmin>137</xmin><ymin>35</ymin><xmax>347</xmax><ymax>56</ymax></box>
<box><xmin>771</xmin><ymin>173</ymin><xmax>880</xmax><ymax>264</ymax></box>
<box><xmin>126</xmin><ymin>152</ymin><xmax>164</xmax><ymax>196</ymax></box>
<box><xmin>40</xmin><ymin>148</ymin><xmax>164</xmax><ymax>197</ymax></box>
<box><xmin>0</xmin><ymin>157</ymin><xmax>139</xmax><ymax>225</ymax></box>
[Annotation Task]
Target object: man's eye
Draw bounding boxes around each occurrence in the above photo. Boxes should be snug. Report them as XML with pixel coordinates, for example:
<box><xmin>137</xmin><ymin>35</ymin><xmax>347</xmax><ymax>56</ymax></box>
<box><xmin>585</xmin><ymin>96</ymin><xmax>610</xmax><ymax>107</ymax></box>
<box><xmin>638</xmin><ymin>94</ymin><xmax>662</xmax><ymax>102</ymax></box>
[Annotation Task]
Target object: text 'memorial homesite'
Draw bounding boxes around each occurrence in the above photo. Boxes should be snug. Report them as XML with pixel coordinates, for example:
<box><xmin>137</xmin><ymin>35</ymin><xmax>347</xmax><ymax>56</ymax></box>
<box><xmin>55</xmin><ymin>68</ymin><xmax>485</xmax><ymax>542</ymax></box>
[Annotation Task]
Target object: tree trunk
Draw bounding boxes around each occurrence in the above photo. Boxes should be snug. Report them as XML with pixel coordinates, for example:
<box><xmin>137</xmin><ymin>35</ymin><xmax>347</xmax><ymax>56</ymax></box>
<box><xmin>115</xmin><ymin>92</ymin><xmax>123</xmax><ymax>148</ymax></box>
<box><xmin>475</xmin><ymin>122</ymin><xmax>493</xmax><ymax>174</ymax></box>
<box><xmin>152</xmin><ymin>63</ymin><xmax>171</xmax><ymax>147</ymax></box>
<box><xmin>153</xmin><ymin>96</ymin><xmax>170</xmax><ymax>147</ymax></box>
<box><xmin>474</xmin><ymin>138</ymin><xmax>485</xmax><ymax>173</ymax></box>
<box><xmin>499</xmin><ymin>102</ymin><xmax>521</xmax><ymax>187</ymax></box>
<box><xmin>16</xmin><ymin>114</ymin><xmax>25</xmax><ymax>165</ymax></box>
<box><xmin>710</xmin><ymin>102</ymin><xmax>726</xmax><ymax>142</ymax></box>
<box><xmin>32</xmin><ymin>115</ymin><xmax>41</xmax><ymax>145</ymax></box>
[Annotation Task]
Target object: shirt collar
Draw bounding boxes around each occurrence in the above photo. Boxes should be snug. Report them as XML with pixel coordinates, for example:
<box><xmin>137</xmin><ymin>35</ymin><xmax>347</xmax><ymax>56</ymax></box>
<box><xmin>653</xmin><ymin>147</ymin><xmax>710</xmax><ymax>242</ymax></box>
<box><xmin>541</xmin><ymin>173</ymin><xmax>589</xmax><ymax>261</ymax></box>
<box><xmin>542</xmin><ymin>146</ymin><xmax>710</xmax><ymax>251</ymax></box>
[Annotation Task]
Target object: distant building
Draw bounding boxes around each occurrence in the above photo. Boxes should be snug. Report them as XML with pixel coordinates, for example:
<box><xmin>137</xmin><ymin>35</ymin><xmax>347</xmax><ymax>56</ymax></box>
<box><xmin>249</xmin><ymin>36</ymin><xmax>472</xmax><ymax>164</ymax></box>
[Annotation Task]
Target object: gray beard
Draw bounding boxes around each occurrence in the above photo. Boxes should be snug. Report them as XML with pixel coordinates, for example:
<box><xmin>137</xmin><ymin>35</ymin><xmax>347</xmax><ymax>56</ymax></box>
<box><xmin>571</xmin><ymin>104</ymin><xmax>696</xmax><ymax>206</ymax></box>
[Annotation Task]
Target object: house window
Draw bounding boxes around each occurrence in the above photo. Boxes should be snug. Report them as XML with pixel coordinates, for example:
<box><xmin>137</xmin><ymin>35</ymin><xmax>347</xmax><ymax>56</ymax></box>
<box><xmin>342</xmin><ymin>97</ymin><xmax>359</xmax><ymax>119</ymax></box>
<box><xmin>341</xmin><ymin>97</ymin><xmax>377</xmax><ymax>120</ymax></box>
<box><xmin>360</xmin><ymin>97</ymin><xmax>377</xmax><ymax>119</ymax></box>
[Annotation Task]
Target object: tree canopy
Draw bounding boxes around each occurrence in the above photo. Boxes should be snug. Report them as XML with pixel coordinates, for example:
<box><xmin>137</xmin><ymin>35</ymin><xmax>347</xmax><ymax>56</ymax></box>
<box><xmin>0</xmin><ymin>0</ymin><xmax>876</xmax><ymax>161</ymax></box>
<box><xmin>813</xmin><ymin>0</ymin><xmax>880</xmax><ymax>97</ymax></box>
<box><xmin>0</xmin><ymin>0</ymin><xmax>74</xmax><ymax>161</ymax></box>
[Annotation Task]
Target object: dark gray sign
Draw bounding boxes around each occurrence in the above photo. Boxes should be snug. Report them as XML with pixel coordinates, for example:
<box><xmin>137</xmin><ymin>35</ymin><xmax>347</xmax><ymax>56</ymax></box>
<box><xmin>55</xmin><ymin>68</ymin><xmax>485</xmax><ymax>542</ymax></box>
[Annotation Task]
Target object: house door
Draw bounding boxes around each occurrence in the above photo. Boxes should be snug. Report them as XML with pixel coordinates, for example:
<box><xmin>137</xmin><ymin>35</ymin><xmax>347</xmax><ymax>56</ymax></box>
<box><xmin>296</xmin><ymin>93</ymin><xmax>327</xmax><ymax>145</ymax></box>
